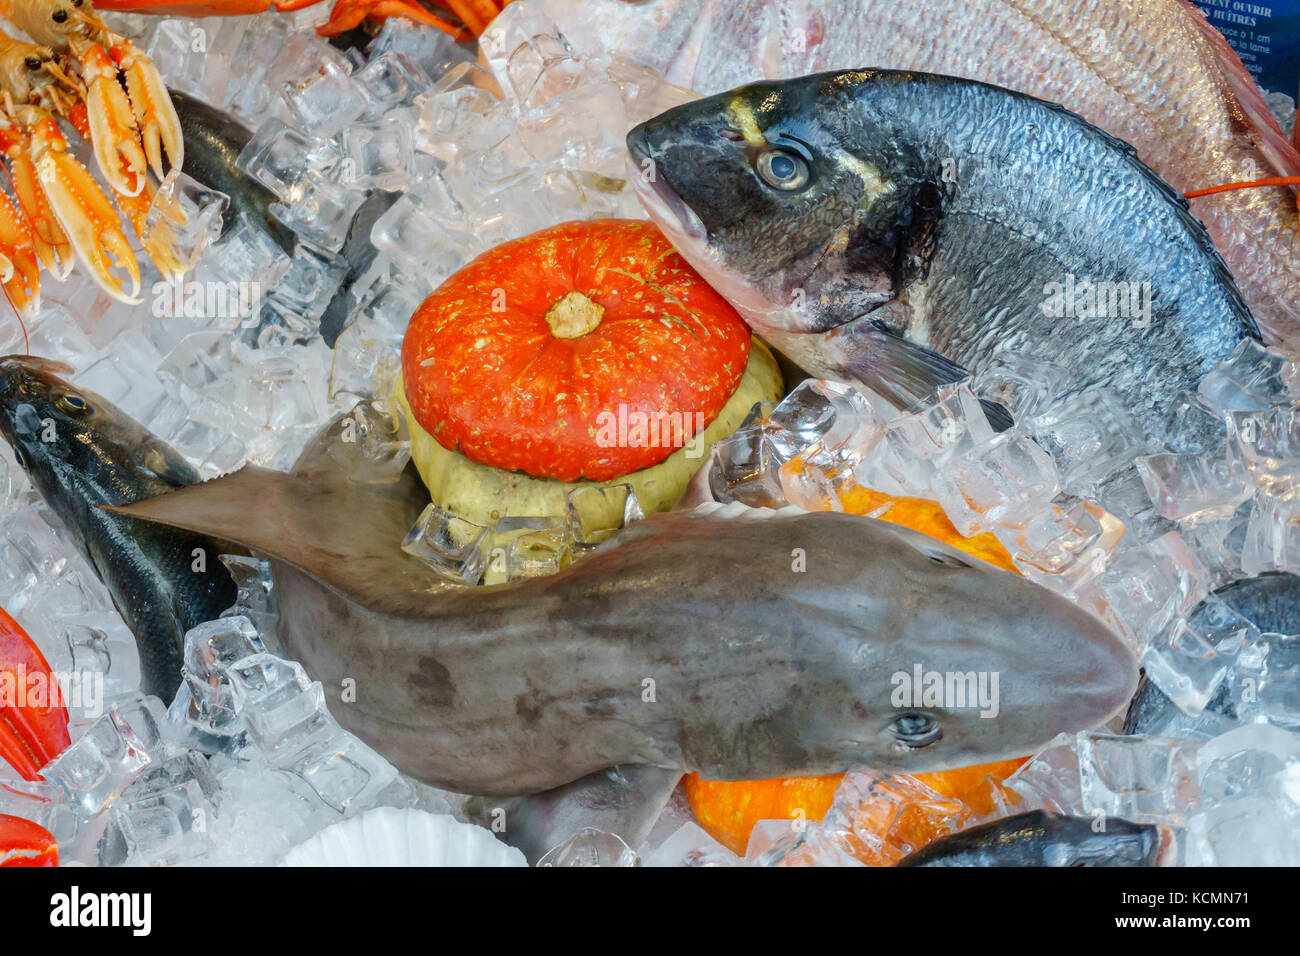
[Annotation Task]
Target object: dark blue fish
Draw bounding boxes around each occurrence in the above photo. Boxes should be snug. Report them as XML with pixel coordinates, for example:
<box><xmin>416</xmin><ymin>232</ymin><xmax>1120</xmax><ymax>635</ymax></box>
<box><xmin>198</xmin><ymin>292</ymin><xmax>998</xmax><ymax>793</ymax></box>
<box><xmin>0</xmin><ymin>356</ymin><xmax>238</xmax><ymax>700</ymax></box>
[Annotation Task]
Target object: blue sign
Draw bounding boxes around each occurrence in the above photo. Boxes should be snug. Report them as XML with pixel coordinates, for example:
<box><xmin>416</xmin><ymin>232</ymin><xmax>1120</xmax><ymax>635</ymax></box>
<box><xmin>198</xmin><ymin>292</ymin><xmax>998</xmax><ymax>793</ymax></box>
<box><xmin>1192</xmin><ymin>0</ymin><xmax>1300</xmax><ymax>98</ymax></box>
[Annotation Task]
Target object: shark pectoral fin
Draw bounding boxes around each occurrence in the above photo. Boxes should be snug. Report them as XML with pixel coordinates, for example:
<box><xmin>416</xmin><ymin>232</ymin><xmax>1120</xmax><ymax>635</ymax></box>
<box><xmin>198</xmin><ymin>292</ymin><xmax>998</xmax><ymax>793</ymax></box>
<box><xmin>465</xmin><ymin>765</ymin><xmax>684</xmax><ymax>865</ymax></box>
<box><xmin>834</xmin><ymin>319</ymin><xmax>1014</xmax><ymax>430</ymax></box>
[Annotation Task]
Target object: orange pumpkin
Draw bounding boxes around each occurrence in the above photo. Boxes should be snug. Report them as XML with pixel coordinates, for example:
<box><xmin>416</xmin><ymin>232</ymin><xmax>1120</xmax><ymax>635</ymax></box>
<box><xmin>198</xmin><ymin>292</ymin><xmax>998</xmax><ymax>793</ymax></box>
<box><xmin>685</xmin><ymin>479</ymin><xmax>1027</xmax><ymax>859</ymax></box>
<box><xmin>402</xmin><ymin>219</ymin><xmax>752</xmax><ymax>482</ymax></box>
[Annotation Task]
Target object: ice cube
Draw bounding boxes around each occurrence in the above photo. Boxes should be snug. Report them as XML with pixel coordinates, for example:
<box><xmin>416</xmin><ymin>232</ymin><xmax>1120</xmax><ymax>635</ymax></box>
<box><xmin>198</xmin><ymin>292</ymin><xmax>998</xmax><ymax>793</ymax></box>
<box><xmin>932</xmin><ymin>429</ymin><xmax>1059</xmax><ymax>535</ymax></box>
<box><xmin>271</xmin><ymin>173</ymin><xmax>366</xmax><ymax>254</ymax></box>
<box><xmin>1134</xmin><ymin>452</ymin><xmax>1250</xmax><ymax>521</ymax></box>
<box><xmin>767</xmin><ymin>379</ymin><xmax>884</xmax><ymax>470</ymax></box>
<box><xmin>284</xmin><ymin>731</ymin><xmax>398</xmax><ymax>814</ymax></box>
<box><xmin>1240</xmin><ymin>486</ymin><xmax>1300</xmax><ymax>574</ymax></box>
<box><xmin>1195</xmin><ymin>723</ymin><xmax>1300</xmax><ymax>806</ymax></box>
<box><xmin>1083</xmin><ymin>531</ymin><xmax>1208</xmax><ymax>652</ymax></box>
<box><xmin>778</xmin><ymin>454</ymin><xmax>846</xmax><ymax>512</ymax></box>
<box><xmin>707</xmin><ymin>426</ymin><xmax>785</xmax><ymax>509</ymax></box>
<box><xmin>993</xmin><ymin>498</ymin><xmax>1124</xmax><ymax>593</ymax></box>
<box><xmin>267</xmin><ymin>243</ymin><xmax>349</xmax><ymax>324</ymax></box>
<box><xmin>1161</xmin><ymin>390</ymin><xmax>1227</xmax><ymax>456</ymax></box>
<box><xmin>236</xmin><ymin>118</ymin><xmax>324</xmax><ymax>203</ymax></box>
<box><xmin>506</xmin><ymin>33</ymin><xmax>583</xmax><ymax>108</ymax></box>
<box><xmin>355</xmin><ymin>51</ymin><xmax>430</xmax><ymax>116</ymax></box>
<box><xmin>182</xmin><ymin>615</ymin><xmax>266</xmax><ymax>735</ymax></box>
<box><xmin>537</xmin><ymin>827</ymin><xmax>638</xmax><ymax>866</ymax></box>
<box><xmin>639</xmin><ymin>822</ymin><xmax>741</xmax><ymax>867</ymax></box>
<box><xmin>226</xmin><ymin>654</ymin><xmax>331</xmax><ymax>758</ymax></box>
<box><xmin>566</xmin><ymin>483</ymin><xmax>644</xmax><ymax>549</ymax></box>
<box><xmin>816</xmin><ymin>769</ymin><xmax>968</xmax><ymax>867</ymax></box>
<box><xmin>102</xmin><ymin>752</ymin><xmax>218</xmax><ymax>866</ymax></box>
<box><xmin>1142</xmin><ymin>594</ymin><xmax>1257</xmax><ymax>718</ymax></box>
<box><xmin>368</xmin><ymin>18</ymin><xmax>472</xmax><ymax>85</ymax></box>
<box><xmin>401</xmin><ymin>503</ymin><xmax>490</xmax><ymax>584</ymax></box>
<box><xmin>1186</xmin><ymin>796</ymin><xmax>1300</xmax><ymax>865</ymax></box>
<box><xmin>1226</xmin><ymin>404</ymin><xmax>1300</xmax><ymax>488</ymax></box>
<box><xmin>41</xmin><ymin>694</ymin><xmax>170</xmax><ymax>816</ymax></box>
<box><xmin>1198</xmin><ymin>338</ymin><xmax>1300</xmax><ymax>414</ymax></box>
<box><xmin>1004</xmin><ymin>733</ymin><xmax>1084</xmax><ymax>814</ymax></box>
<box><xmin>507</xmin><ymin>528</ymin><xmax>572</xmax><ymax>579</ymax></box>
<box><xmin>972</xmin><ymin>352</ymin><xmax>1072</xmax><ymax>423</ymax></box>
<box><xmin>283</xmin><ymin>61</ymin><xmax>368</xmax><ymax>139</ymax></box>
<box><xmin>1076</xmin><ymin>732</ymin><xmax>1201</xmax><ymax>825</ymax></box>
<box><xmin>1233</xmin><ymin>632</ymin><xmax>1300</xmax><ymax>729</ymax></box>
<box><xmin>1028</xmin><ymin>389</ymin><xmax>1149</xmax><ymax>494</ymax></box>
<box><xmin>341</xmin><ymin>119</ymin><xmax>415</xmax><ymax>191</ymax></box>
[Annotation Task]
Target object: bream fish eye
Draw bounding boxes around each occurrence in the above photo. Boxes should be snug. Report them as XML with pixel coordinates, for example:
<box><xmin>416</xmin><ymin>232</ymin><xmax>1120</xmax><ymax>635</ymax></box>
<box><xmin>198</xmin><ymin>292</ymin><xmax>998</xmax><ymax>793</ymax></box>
<box><xmin>889</xmin><ymin>711</ymin><xmax>942</xmax><ymax>748</ymax></box>
<box><xmin>756</xmin><ymin>148</ymin><xmax>809</xmax><ymax>191</ymax></box>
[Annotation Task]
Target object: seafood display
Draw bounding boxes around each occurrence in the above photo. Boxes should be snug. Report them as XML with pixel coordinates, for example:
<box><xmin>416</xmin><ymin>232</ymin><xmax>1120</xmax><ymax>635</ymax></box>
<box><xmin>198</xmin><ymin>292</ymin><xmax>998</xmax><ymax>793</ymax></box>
<box><xmin>0</xmin><ymin>0</ymin><xmax>1297</xmax><ymax>876</ymax></box>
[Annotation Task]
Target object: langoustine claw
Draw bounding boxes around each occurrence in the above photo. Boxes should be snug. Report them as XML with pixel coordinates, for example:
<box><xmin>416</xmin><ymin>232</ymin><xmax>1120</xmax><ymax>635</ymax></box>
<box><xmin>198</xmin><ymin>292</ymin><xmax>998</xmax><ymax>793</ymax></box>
<box><xmin>0</xmin><ymin>0</ymin><xmax>184</xmax><ymax>194</ymax></box>
<box><xmin>77</xmin><ymin>39</ymin><xmax>147</xmax><ymax>197</ymax></box>
<box><xmin>0</xmin><ymin>187</ymin><xmax>41</xmax><ymax>316</ymax></box>
<box><xmin>24</xmin><ymin>106</ymin><xmax>141</xmax><ymax>303</ymax></box>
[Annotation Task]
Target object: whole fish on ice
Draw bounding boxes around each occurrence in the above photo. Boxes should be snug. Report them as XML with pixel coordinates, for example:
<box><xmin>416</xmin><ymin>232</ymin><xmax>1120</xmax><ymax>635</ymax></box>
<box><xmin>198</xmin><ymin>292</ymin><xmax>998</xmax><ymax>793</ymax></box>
<box><xmin>627</xmin><ymin>69</ymin><xmax>1259</xmax><ymax>439</ymax></box>
<box><xmin>0</xmin><ymin>356</ymin><xmax>238</xmax><ymax>701</ymax></box>
<box><xmin>491</xmin><ymin>0</ymin><xmax>1300</xmax><ymax>348</ymax></box>
<box><xmin>109</xmin><ymin>406</ymin><xmax>1138</xmax><ymax>858</ymax></box>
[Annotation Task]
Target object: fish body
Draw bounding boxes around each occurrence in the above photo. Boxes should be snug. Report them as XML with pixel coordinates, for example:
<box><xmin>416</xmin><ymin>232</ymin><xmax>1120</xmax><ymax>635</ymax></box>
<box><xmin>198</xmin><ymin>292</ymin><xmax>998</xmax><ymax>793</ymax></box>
<box><xmin>896</xmin><ymin>810</ymin><xmax>1174</xmax><ymax>866</ymax></box>
<box><xmin>627</xmin><ymin>70</ymin><xmax>1258</xmax><ymax>439</ymax></box>
<box><xmin>172</xmin><ymin>90</ymin><xmax>297</xmax><ymax>256</ymax></box>
<box><xmin>0</xmin><ymin>356</ymin><xmax>238</xmax><ymax>701</ymax></box>
<box><xmin>110</xmin><ymin>408</ymin><xmax>1138</xmax><ymax>800</ymax></box>
<box><xmin>1125</xmin><ymin>572</ymin><xmax>1300</xmax><ymax>736</ymax></box>
<box><xmin>497</xmin><ymin>0</ymin><xmax>1300</xmax><ymax>348</ymax></box>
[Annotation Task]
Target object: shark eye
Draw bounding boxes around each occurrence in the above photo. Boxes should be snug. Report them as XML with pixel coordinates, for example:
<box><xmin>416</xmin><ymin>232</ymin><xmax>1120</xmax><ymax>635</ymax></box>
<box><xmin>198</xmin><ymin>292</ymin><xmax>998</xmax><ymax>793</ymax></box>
<box><xmin>927</xmin><ymin>550</ymin><xmax>970</xmax><ymax>568</ymax></box>
<box><xmin>12</xmin><ymin>445</ymin><xmax>27</xmax><ymax>470</ymax></box>
<box><xmin>756</xmin><ymin>148</ymin><xmax>809</xmax><ymax>191</ymax></box>
<box><xmin>56</xmin><ymin>393</ymin><xmax>90</xmax><ymax>415</ymax></box>
<box><xmin>889</xmin><ymin>711</ymin><xmax>942</xmax><ymax>748</ymax></box>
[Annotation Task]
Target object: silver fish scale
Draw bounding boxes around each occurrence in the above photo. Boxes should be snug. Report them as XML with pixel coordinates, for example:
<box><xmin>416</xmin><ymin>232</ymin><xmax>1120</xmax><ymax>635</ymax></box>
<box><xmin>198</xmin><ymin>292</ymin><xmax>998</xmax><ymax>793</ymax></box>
<box><xmin>887</xmin><ymin>77</ymin><xmax>1252</xmax><ymax>436</ymax></box>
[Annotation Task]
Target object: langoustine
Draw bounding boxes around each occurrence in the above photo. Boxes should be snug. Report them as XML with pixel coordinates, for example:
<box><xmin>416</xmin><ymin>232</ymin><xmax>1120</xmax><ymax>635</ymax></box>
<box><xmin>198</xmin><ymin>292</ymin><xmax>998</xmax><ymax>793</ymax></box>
<box><xmin>0</xmin><ymin>0</ymin><xmax>186</xmax><ymax>313</ymax></box>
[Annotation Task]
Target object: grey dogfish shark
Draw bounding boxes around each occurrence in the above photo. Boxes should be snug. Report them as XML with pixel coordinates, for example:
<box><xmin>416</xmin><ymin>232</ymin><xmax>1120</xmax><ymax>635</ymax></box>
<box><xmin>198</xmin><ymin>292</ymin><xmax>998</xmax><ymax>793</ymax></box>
<box><xmin>0</xmin><ymin>356</ymin><xmax>239</xmax><ymax>701</ymax></box>
<box><xmin>109</xmin><ymin>405</ymin><xmax>1137</xmax><ymax>861</ymax></box>
<box><xmin>896</xmin><ymin>810</ymin><xmax>1176</xmax><ymax>867</ymax></box>
<box><xmin>626</xmin><ymin>70</ymin><xmax>1259</xmax><ymax>438</ymax></box>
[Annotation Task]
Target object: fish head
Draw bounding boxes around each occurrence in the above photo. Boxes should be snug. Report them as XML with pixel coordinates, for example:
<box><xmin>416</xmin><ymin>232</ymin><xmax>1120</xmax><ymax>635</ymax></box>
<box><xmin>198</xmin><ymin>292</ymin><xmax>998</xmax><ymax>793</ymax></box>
<box><xmin>627</xmin><ymin>70</ymin><xmax>943</xmax><ymax>338</ymax></box>
<box><xmin>836</xmin><ymin>517</ymin><xmax>1137</xmax><ymax>773</ymax></box>
<box><xmin>0</xmin><ymin>355</ymin><xmax>197</xmax><ymax>513</ymax></box>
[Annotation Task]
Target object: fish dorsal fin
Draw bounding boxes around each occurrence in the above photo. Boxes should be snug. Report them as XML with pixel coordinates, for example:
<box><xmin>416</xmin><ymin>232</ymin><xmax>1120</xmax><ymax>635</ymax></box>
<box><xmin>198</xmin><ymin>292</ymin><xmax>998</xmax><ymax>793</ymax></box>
<box><xmin>104</xmin><ymin>461</ymin><xmax>460</xmax><ymax>617</ymax></box>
